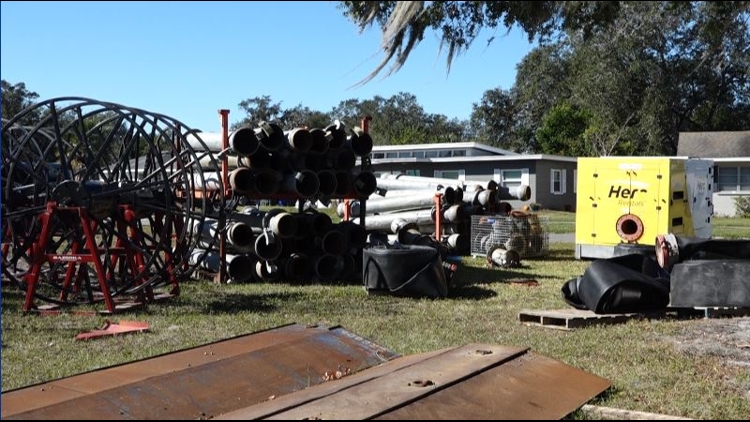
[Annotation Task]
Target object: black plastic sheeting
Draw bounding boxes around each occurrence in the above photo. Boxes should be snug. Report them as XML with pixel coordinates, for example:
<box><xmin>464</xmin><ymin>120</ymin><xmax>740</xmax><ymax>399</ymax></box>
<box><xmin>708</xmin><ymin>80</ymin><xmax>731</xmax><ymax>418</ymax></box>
<box><xmin>363</xmin><ymin>244</ymin><xmax>449</xmax><ymax>299</ymax></box>
<box><xmin>665</xmin><ymin>236</ymin><xmax>750</xmax><ymax>265</ymax></box>
<box><xmin>670</xmin><ymin>259</ymin><xmax>750</xmax><ymax>307</ymax></box>
<box><xmin>562</xmin><ymin>254</ymin><xmax>671</xmax><ymax>314</ymax></box>
<box><xmin>562</xmin><ymin>236</ymin><xmax>750</xmax><ymax>314</ymax></box>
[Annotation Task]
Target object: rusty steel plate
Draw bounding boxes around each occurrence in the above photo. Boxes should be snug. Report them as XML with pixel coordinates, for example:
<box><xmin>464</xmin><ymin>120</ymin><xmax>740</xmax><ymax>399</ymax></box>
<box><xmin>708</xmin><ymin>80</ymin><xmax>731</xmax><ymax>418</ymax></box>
<box><xmin>217</xmin><ymin>344</ymin><xmax>611</xmax><ymax>420</ymax></box>
<box><xmin>1</xmin><ymin>323</ymin><xmax>399</xmax><ymax>420</ymax></box>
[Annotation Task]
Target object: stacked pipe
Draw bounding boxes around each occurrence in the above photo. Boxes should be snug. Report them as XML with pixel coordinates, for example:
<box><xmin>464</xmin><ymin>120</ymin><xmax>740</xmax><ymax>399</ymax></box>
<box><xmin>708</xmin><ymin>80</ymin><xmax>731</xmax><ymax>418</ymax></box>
<box><xmin>188</xmin><ymin>207</ymin><xmax>366</xmax><ymax>283</ymax></box>
<box><xmin>193</xmin><ymin>120</ymin><xmax>376</xmax><ymax>201</ymax></box>
<box><xmin>341</xmin><ymin>174</ymin><xmax>531</xmax><ymax>256</ymax></box>
<box><xmin>188</xmin><ymin>119</ymin><xmax>375</xmax><ymax>283</ymax></box>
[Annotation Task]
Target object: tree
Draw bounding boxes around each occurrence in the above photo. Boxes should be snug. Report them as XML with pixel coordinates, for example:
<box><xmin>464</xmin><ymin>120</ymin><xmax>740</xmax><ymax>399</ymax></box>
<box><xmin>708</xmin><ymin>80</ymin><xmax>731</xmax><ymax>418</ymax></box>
<box><xmin>535</xmin><ymin>103</ymin><xmax>590</xmax><ymax>156</ymax></box>
<box><xmin>2</xmin><ymin>80</ymin><xmax>40</xmax><ymax>125</ymax></box>
<box><xmin>233</xmin><ymin>95</ymin><xmax>285</xmax><ymax>130</ymax></box>
<box><xmin>330</xmin><ymin>92</ymin><xmax>467</xmax><ymax>145</ymax></box>
<box><xmin>469</xmin><ymin>87</ymin><xmax>522</xmax><ymax>151</ymax></box>
<box><xmin>280</xmin><ymin>105</ymin><xmax>332</xmax><ymax>130</ymax></box>
<box><xmin>340</xmin><ymin>1</ymin><xmax>750</xmax><ymax>156</ymax></box>
<box><xmin>338</xmin><ymin>1</ymin><xmax>622</xmax><ymax>84</ymax></box>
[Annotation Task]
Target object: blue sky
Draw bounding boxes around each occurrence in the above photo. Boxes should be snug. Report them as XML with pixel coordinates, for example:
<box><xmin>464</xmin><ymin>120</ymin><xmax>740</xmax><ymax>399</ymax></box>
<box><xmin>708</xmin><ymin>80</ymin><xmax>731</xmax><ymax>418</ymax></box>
<box><xmin>1</xmin><ymin>1</ymin><xmax>535</xmax><ymax>131</ymax></box>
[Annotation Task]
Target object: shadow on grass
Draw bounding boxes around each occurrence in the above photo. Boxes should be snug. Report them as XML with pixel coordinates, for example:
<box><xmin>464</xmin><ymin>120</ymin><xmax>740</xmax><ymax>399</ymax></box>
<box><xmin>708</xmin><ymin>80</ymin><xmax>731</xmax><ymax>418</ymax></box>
<box><xmin>454</xmin><ymin>264</ymin><xmax>556</xmax><ymax>286</ymax></box>
<box><xmin>527</xmin><ymin>250</ymin><xmax>578</xmax><ymax>262</ymax></box>
<box><xmin>447</xmin><ymin>285</ymin><xmax>498</xmax><ymax>300</ymax></box>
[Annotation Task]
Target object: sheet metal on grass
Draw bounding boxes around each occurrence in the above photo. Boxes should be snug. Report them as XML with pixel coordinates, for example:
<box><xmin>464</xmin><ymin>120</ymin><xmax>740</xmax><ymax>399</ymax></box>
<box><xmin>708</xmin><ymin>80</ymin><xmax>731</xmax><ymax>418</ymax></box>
<box><xmin>2</xmin><ymin>326</ymin><xmax>611</xmax><ymax>420</ymax></box>
<box><xmin>217</xmin><ymin>344</ymin><xmax>612</xmax><ymax>420</ymax></box>
<box><xmin>1</xmin><ymin>323</ymin><xmax>399</xmax><ymax>420</ymax></box>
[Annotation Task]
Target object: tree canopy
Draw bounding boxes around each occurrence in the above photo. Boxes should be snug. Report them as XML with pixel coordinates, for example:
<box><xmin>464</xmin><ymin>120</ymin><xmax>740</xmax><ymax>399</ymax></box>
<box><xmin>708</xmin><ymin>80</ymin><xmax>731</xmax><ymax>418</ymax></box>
<box><xmin>338</xmin><ymin>1</ymin><xmax>623</xmax><ymax>85</ymax></box>
<box><xmin>2</xmin><ymin>80</ymin><xmax>40</xmax><ymax>125</ymax></box>
<box><xmin>339</xmin><ymin>1</ymin><xmax>750</xmax><ymax>155</ymax></box>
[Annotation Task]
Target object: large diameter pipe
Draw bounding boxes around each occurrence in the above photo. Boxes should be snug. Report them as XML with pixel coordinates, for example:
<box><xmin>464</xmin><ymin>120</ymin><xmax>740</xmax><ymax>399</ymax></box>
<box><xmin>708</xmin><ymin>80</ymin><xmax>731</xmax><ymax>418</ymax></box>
<box><xmin>342</xmin><ymin>191</ymin><xmax>452</xmax><ymax>218</ymax></box>
<box><xmin>334</xmin><ymin>171</ymin><xmax>353</xmax><ymax>196</ymax></box>
<box><xmin>308</xmin><ymin>128</ymin><xmax>331</xmax><ymax>154</ymax></box>
<box><xmin>376</xmin><ymin>177</ymin><xmax>460</xmax><ymax>192</ymax></box>
<box><xmin>199</xmin><ymin>155</ymin><xmax>244</xmax><ymax>171</ymax></box>
<box><xmin>497</xmin><ymin>184</ymin><xmax>532</xmax><ymax>201</ymax></box>
<box><xmin>251</xmin><ymin>168</ymin><xmax>281</xmax><ymax>196</ymax></box>
<box><xmin>188</xmin><ymin>250</ymin><xmax>256</xmax><ymax>282</ymax></box>
<box><xmin>254</xmin><ymin>121</ymin><xmax>285</xmax><ymax>151</ymax></box>
<box><xmin>313</xmin><ymin>254</ymin><xmax>341</xmax><ymax>282</ymax></box>
<box><xmin>325</xmin><ymin>148</ymin><xmax>356</xmax><ymax>170</ymax></box>
<box><xmin>383</xmin><ymin>174</ymin><xmax>498</xmax><ymax>191</ymax></box>
<box><xmin>281</xmin><ymin>170</ymin><xmax>319</xmax><ymax>198</ymax></box>
<box><xmin>316</xmin><ymin>170</ymin><xmax>338</xmax><ymax>197</ymax></box>
<box><xmin>462</xmin><ymin>189</ymin><xmax>497</xmax><ymax>207</ymax></box>
<box><xmin>324</xmin><ymin>120</ymin><xmax>347</xmax><ymax>149</ymax></box>
<box><xmin>337</xmin><ymin>220</ymin><xmax>367</xmax><ymax>250</ymax></box>
<box><xmin>315</xmin><ymin>229</ymin><xmax>348</xmax><ymax>255</ymax></box>
<box><xmin>299</xmin><ymin>210</ymin><xmax>333</xmax><ymax>237</ymax></box>
<box><xmin>290</xmin><ymin>153</ymin><xmax>322</xmax><ymax>172</ymax></box>
<box><xmin>190</xmin><ymin>219</ymin><xmax>255</xmax><ymax>252</ymax></box>
<box><xmin>346</xmin><ymin>126</ymin><xmax>373</xmax><ymax>156</ymax></box>
<box><xmin>185</xmin><ymin>127</ymin><xmax>260</xmax><ymax>157</ymax></box>
<box><xmin>356</xmin><ymin>209</ymin><xmax>436</xmax><ymax>232</ymax></box>
<box><xmin>255</xmin><ymin>259</ymin><xmax>280</xmax><ymax>281</ymax></box>
<box><xmin>284</xmin><ymin>128</ymin><xmax>313</xmax><ymax>152</ymax></box>
<box><xmin>253</xmin><ymin>230</ymin><xmax>283</xmax><ymax>261</ymax></box>
<box><xmin>377</xmin><ymin>187</ymin><xmax>460</xmax><ymax>205</ymax></box>
<box><xmin>192</xmin><ymin>172</ymin><xmax>225</xmax><ymax>191</ymax></box>
<box><xmin>228</xmin><ymin>167</ymin><xmax>255</xmax><ymax>194</ymax></box>
<box><xmin>232</xmin><ymin>208</ymin><xmax>298</xmax><ymax>238</ymax></box>
<box><xmin>283</xmin><ymin>252</ymin><xmax>313</xmax><ymax>282</ymax></box>
<box><xmin>351</xmin><ymin>172</ymin><xmax>377</xmax><ymax>197</ymax></box>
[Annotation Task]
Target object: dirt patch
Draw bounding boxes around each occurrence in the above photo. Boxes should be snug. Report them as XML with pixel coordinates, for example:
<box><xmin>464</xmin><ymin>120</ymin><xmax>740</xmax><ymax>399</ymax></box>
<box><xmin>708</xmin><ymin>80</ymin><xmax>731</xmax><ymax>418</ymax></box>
<box><xmin>668</xmin><ymin>316</ymin><xmax>750</xmax><ymax>375</ymax></box>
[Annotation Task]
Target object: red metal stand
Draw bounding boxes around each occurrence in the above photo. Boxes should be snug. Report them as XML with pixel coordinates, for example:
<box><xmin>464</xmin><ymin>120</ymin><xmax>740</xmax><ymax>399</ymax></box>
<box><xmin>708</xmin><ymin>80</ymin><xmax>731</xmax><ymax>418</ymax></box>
<box><xmin>22</xmin><ymin>203</ymin><xmax>155</xmax><ymax>314</ymax></box>
<box><xmin>434</xmin><ymin>193</ymin><xmax>443</xmax><ymax>241</ymax></box>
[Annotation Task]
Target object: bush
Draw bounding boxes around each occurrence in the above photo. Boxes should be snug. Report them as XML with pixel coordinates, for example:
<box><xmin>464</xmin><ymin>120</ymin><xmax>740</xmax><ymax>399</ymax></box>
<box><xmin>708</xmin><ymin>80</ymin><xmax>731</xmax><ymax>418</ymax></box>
<box><xmin>734</xmin><ymin>195</ymin><xmax>750</xmax><ymax>218</ymax></box>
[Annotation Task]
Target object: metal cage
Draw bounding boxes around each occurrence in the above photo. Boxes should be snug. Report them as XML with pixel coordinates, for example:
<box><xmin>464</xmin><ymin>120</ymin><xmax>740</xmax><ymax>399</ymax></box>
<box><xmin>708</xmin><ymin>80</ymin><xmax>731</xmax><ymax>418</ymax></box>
<box><xmin>470</xmin><ymin>213</ymin><xmax>549</xmax><ymax>258</ymax></box>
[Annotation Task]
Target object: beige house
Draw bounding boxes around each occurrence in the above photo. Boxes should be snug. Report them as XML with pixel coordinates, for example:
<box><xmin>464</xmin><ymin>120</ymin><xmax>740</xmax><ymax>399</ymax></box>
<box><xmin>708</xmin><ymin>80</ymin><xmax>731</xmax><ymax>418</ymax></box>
<box><xmin>677</xmin><ymin>131</ymin><xmax>750</xmax><ymax>217</ymax></box>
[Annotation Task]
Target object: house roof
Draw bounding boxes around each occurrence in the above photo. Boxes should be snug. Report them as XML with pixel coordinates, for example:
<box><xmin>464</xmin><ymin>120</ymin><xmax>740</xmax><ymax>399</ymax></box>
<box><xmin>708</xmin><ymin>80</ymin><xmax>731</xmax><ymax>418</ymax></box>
<box><xmin>371</xmin><ymin>142</ymin><xmax>519</xmax><ymax>156</ymax></box>
<box><xmin>367</xmin><ymin>154</ymin><xmax>578</xmax><ymax>165</ymax></box>
<box><xmin>677</xmin><ymin>131</ymin><xmax>750</xmax><ymax>158</ymax></box>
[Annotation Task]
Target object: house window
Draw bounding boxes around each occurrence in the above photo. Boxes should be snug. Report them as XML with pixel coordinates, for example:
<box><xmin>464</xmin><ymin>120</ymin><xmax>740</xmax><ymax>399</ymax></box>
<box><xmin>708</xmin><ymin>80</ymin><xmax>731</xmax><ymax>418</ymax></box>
<box><xmin>413</xmin><ymin>151</ymin><xmax>425</xmax><ymax>159</ymax></box>
<box><xmin>398</xmin><ymin>151</ymin><xmax>411</xmax><ymax>158</ymax></box>
<box><xmin>717</xmin><ymin>166</ymin><xmax>750</xmax><ymax>191</ymax></box>
<box><xmin>438</xmin><ymin>150</ymin><xmax>452</xmax><ymax>158</ymax></box>
<box><xmin>405</xmin><ymin>169</ymin><xmax>420</xmax><ymax>176</ymax></box>
<box><xmin>372</xmin><ymin>153</ymin><xmax>384</xmax><ymax>159</ymax></box>
<box><xmin>385</xmin><ymin>152</ymin><xmax>397</xmax><ymax>158</ymax></box>
<box><xmin>494</xmin><ymin>169</ymin><xmax>529</xmax><ymax>188</ymax></box>
<box><xmin>453</xmin><ymin>150</ymin><xmax>466</xmax><ymax>157</ymax></box>
<box><xmin>434</xmin><ymin>169</ymin><xmax>465</xmax><ymax>180</ymax></box>
<box><xmin>426</xmin><ymin>151</ymin><xmax>439</xmax><ymax>158</ymax></box>
<box><xmin>551</xmin><ymin>169</ymin><xmax>566</xmax><ymax>194</ymax></box>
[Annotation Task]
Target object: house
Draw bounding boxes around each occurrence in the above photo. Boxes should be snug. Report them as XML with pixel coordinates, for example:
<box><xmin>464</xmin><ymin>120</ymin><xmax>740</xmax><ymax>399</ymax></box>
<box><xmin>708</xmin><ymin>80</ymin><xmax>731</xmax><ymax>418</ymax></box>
<box><xmin>366</xmin><ymin>142</ymin><xmax>578</xmax><ymax>211</ymax></box>
<box><xmin>677</xmin><ymin>131</ymin><xmax>750</xmax><ymax>217</ymax></box>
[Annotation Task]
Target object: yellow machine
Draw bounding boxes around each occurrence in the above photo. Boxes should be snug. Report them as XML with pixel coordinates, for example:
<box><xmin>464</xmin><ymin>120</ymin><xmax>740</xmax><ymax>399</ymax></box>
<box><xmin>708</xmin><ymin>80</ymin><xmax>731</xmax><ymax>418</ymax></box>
<box><xmin>575</xmin><ymin>157</ymin><xmax>713</xmax><ymax>259</ymax></box>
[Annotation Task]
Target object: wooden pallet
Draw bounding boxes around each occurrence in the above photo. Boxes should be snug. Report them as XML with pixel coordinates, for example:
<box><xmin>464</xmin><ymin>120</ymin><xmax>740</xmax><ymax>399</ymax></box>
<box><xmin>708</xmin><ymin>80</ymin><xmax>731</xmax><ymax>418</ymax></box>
<box><xmin>519</xmin><ymin>308</ymin><xmax>654</xmax><ymax>330</ymax></box>
<box><xmin>692</xmin><ymin>306</ymin><xmax>750</xmax><ymax>318</ymax></box>
<box><xmin>520</xmin><ymin>307</ymin><xmax>750</xmax><ymax>330</ymax></box>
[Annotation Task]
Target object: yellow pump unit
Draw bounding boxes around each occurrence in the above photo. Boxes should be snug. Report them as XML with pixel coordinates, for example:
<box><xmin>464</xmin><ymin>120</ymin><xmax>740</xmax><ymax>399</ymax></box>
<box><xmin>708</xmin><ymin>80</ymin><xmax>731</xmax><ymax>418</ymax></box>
<box><xmin>575</xmin><ymin>157</ymin><xmax>713</xmax><ymax>259</ymax></box>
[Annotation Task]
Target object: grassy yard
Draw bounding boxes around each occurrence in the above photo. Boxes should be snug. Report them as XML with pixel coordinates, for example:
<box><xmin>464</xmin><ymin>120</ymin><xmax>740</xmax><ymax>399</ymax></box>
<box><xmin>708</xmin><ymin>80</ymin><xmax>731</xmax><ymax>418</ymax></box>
<box><xmin>2</xmin><ymin>240</ymin><xmax>750</xmax><ymax>419</ymax></box>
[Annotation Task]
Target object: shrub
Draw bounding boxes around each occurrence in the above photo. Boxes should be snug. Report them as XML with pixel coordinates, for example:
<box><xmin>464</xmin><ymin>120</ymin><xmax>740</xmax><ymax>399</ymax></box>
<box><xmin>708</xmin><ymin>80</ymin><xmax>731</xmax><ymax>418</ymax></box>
<box><xmin>734</xmin><ymin>195</ymin><xmax>750</xmax><ymax>218</ymax></box>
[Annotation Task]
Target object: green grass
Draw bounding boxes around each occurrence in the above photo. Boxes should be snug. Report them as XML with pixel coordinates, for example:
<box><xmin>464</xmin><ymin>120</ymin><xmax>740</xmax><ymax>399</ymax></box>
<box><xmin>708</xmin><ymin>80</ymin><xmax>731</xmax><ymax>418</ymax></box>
<box><xmin>2</xmin><ymin>243</ymin><xmax>749</xmax><ymax>419</ymax></box>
